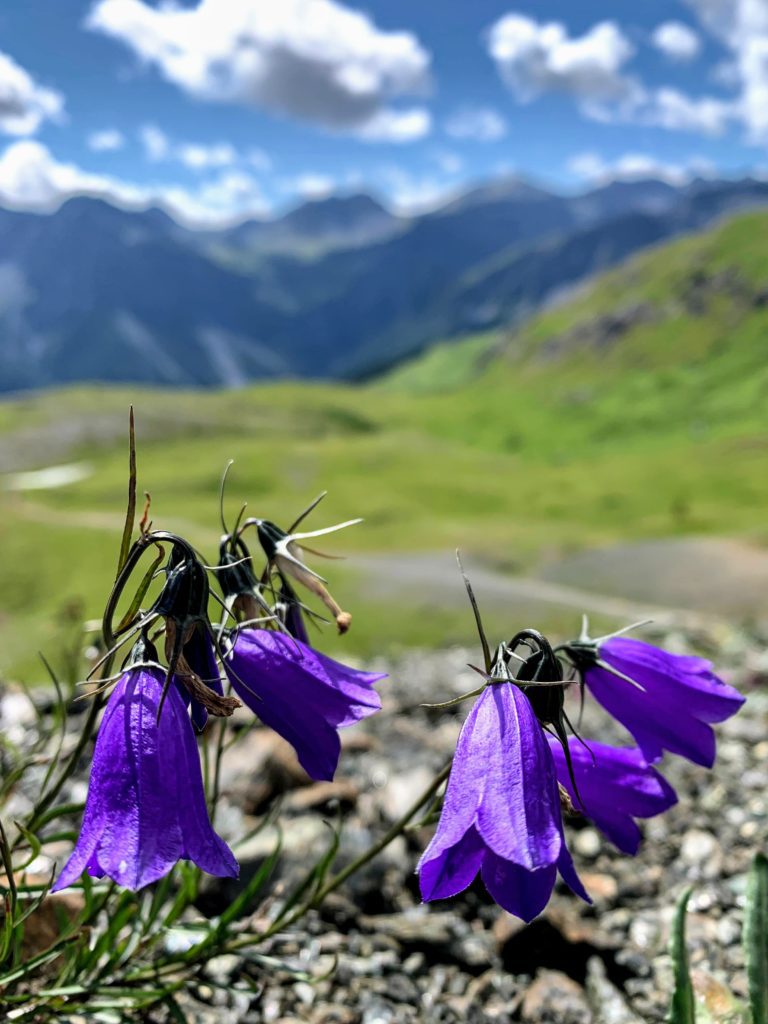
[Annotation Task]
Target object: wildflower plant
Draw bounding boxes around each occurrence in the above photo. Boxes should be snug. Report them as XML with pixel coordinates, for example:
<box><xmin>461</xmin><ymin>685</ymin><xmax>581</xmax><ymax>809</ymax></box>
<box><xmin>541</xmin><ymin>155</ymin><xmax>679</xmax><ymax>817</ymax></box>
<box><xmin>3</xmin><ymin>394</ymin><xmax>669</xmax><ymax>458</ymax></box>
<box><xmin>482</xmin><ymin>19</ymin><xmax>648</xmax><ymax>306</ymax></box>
<box><xmin>0</xmin><ymin>412</ymin><xmax>748</xmax><ymax>1019</ymax></box>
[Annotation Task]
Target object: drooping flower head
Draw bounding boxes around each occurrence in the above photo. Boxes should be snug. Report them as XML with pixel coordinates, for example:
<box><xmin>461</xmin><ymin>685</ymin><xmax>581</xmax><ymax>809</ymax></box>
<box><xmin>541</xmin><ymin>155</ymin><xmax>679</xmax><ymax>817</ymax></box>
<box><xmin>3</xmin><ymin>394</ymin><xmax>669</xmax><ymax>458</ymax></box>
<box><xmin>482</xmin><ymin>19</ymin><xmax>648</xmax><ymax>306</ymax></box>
<box><xmin>561</xmin><ymin>620</ymin><xmax>745</xmax><ymax>767</ymax></box>
<box><xmin>150</xmin><ymin>538</ymin><xmax>240</xmax><ymax>727</ymax></box>
<box><xmin>418</xmin><ymin>630</ymin><xmax>590</xmax><ymax>922</ymax></box>
<box><xmin>53</xmin><ymin>636</ymin><xmax>238</xmax><ymax>892</ymax></box>
<box><xmin>211</xmin><ymin>499</ymin><xmax>383</xmax><ymax>780</ymax></box>
<box><xmin>222</xmin><ymin>629</ymin><xmax>384</xmax><ymax>781</ymax></box>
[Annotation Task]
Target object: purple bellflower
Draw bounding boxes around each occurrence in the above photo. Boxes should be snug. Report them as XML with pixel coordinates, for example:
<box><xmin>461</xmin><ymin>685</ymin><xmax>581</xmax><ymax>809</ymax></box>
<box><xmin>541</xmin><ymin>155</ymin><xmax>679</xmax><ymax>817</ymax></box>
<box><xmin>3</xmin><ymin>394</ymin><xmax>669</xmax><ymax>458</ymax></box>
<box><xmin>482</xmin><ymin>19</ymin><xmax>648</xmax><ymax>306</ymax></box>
<box><xmin>564</xmin><ymin>623</ymin><xmax>745</xmax><ymax>767</ymax></box>
<box><xmin>224</xmin><ymin>629</ymin><xmax>384</xmax><ymax>781</ymax></box>
<box><xmin>53</xmin><ymin>647</ymin><xmax>238</xmax><ymax>892</ymax></box>
<box><xmin>547</xmin><ymin>736</ymin><xmax>677</xmax><ymax>855</ymax></box>
<box><xmin>418</xmin><ymin>679</ymin><xmax>590</xmax><ymax>922</ymax></box>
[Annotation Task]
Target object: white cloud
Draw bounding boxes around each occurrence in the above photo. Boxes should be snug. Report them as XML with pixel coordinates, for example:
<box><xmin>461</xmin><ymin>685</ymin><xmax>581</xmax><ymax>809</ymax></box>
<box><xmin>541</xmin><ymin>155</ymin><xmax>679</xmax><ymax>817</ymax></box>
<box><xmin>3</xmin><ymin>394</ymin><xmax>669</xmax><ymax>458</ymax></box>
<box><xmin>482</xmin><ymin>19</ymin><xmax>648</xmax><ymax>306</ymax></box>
<box><xmin>86</xmin><ymin>0</ymin><xmax>431</xmax><ymax>140</ymax></box>
<box><xmin>379</xmin><ymin>166</ymin><xmax>460</xmax><ymax>215</ymax></box>
<box><xmin>281</xmin><ymin>173</ymin><xmax>336</xmax><ymax>199</ymax></box>
<box><xmin>652</xmin><ymin>21</ymin><xmax>701</xmax><ymax>62</ymax></box>
<box><xmin>487</xmin><ymin>15</ymin><xmax>635</xmax><ymax>104</ymax></box>
<box><xmin>139</xmin><ymin>125</ymin><xmax>259</xmax><ymax>172</ymax></box>
<box><xmin>648</xmin><ymin>87</ymin><xmax>733</xmax><ymax>134</ymax></box>
<box><xmin>161</xmin><ymin>171</ymin><xmax>268</xmax><ymax>224</ymax></box>
<box><xmin>0</xmin><ymin>139</ymin><xmax>268</xmax><ymax>227</ymax></box>
<box><xmin>349</xmin><ymin>106</ymin><xmax>431</xmax><ymax>143</ymax></box>
<box><xmin>87</xmin><ymin>128</ymin><xmax>125</xmax><ymax>152</ymax></box>
<box><xmin>177</xmin><ymin>141</ymin><xmax>237</xmax><ymax>170</ymax></box>
<box><xmin>568</xmin><ymin>150</ymin><xmax>715</xmax><ymax>185</ymax></box>
<box><xmin>485</xmin><ymin>11</ymin><xmax>737</xmax><ymax>140</ymax></box>
<box><xmin>684</xmin><ymin>0</ymin><xmax>768</xmax><ymax>144</ymax></box>
<box><xmin>0</xmin><ymin>140</ymin><xmax>142</xmax><ymax>210</ymax></box>
<box><xmin>139</xmin><ymin>123</ymin><xmax>170</xmax><ymax>161</ymax></box>
<box><xmin>0</xmin><ymin>51</ymin><xmax>63</xmax><ymax>135</ymax></box>
<box><xmin>444</xmin><ymin>106</ymin><xmax>507</xmax><ymax>141</ymax></box>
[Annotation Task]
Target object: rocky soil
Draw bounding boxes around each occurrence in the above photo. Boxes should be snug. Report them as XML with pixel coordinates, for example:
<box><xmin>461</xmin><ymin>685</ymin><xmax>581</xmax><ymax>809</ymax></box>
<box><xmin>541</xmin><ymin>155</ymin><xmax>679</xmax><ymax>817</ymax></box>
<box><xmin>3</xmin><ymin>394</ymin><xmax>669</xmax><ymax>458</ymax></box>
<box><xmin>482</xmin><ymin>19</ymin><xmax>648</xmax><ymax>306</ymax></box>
<box><xmin>2</xmin><ymin>622</ymin><xmax>766</xmax><ymax>1023</ymax></box>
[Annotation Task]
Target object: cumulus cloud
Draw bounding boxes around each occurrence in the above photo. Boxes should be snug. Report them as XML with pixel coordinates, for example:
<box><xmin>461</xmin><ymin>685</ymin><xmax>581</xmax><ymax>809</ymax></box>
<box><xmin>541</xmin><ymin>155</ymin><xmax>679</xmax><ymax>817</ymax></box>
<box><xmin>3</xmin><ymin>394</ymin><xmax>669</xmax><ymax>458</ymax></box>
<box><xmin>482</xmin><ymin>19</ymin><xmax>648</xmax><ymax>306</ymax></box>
<box><xmin>0</xmin><ymin>140</ymin><xmax>140</xmax><ymax>210</ymax></box>
<box><xmin>652</xmin><ymin>21</ymin><xmax>701</xmax><ymax>62</ymax></box>
<box><xmin>684</xmin><ymin>0</ymin><xmax>768</xmax><ymax>143</ymax></box>
<box><xmin>0</xmin><ymin>51</ymin><xmax>63</xmax><ymax>135</ymax></box>
<box><xmin>355</xmin><ymin>106</ymin><xmax>431</xmax><ymax>143</ymax></box>
<box><xmin>485</xmin><ymin>11</ymin><xmax>737</xmax><ymax>139</ymax></box>
<box><xmin>444</xmin><ymin>106</ymin><xmax>507</xmax><ymax>142</ymax></box>
<box><xmin>648</xmin><ymin>87</ymin><xmax>732</xmax><ymax>135</ymax></box>
<box><xmin>487</xmin><ymin>15</ymin><xmax>635</xmax><ymax>105</ymax></box>
<box><xmin>87</xmin><ymin>128</ymin><xmax>125</xmax><ymax>151</ymax></box>
<box><xmin>0</xmin><ymin>139</ymin><xmax>268</xmax><ymax>227</ymax></box>
<box><xmin>86</xmin><ymin>0</ymin><xmax>431</xmax><ymax>140</ymax></box>
<box><xmin>568</xmin><ymin>150</ymin><xmax>715</xmax><ymax>185</ymax></box>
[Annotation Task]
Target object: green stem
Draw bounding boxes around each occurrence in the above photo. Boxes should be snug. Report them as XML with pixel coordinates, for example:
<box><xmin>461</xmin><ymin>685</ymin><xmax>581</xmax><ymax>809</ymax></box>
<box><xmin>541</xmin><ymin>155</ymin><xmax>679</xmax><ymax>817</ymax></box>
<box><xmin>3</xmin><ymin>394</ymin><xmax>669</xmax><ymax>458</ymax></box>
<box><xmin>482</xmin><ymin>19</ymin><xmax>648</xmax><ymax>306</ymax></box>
<box><xmin>254</xmin><ymin>759</ymin><xmax>451</xmax><ymax>940</ymax></box>
<box><xmin>124</xmin><ymin>759</ymin><xmax>452</xmax><ymax>984</ymax></box>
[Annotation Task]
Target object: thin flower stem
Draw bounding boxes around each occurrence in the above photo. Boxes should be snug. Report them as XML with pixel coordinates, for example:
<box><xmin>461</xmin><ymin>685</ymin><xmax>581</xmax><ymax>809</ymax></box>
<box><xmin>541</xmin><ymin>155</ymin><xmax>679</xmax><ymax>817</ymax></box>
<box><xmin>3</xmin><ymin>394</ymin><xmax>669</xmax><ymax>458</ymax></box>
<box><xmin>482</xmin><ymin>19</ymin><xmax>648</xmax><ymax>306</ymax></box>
<box><xmin>122</xmin><ymin>760</ymin><xmax>453</xmax><ymax>986</ymax></box>
<box><xmin>261</xmin><ymin>759</ymin><xmax>452</xmax><ymax>938</ymax></box>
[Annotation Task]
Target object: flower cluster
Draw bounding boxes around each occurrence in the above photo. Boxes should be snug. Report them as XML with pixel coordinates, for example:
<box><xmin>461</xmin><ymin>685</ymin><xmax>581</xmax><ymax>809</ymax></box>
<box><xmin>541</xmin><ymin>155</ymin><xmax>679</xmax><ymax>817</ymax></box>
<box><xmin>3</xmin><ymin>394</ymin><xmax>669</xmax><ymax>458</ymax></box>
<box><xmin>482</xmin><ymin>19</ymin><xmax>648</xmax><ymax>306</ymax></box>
<box><xmin>417</xmin><ymin>591</ymin><xmax>744</xmax><ymax>922</ymax></box>
<box><xmin>54</xmin><ymin>504</ymin><xmax>384</xmax><ymax>892</ymax></box>
<box><xmin>52</xmin><ymin>458</ymin><xmax>745</xmax><ymax>933</ymax></box>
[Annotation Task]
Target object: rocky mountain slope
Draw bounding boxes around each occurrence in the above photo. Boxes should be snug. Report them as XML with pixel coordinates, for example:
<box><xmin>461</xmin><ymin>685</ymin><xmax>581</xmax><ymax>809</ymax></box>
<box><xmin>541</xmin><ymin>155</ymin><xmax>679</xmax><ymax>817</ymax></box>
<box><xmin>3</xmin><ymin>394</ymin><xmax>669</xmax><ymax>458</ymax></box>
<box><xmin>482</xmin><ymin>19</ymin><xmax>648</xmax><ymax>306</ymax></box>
<box><xmin>2</xmin><ymin>176</ymin><xmax>768</xmax><ymax>391</ymax></box>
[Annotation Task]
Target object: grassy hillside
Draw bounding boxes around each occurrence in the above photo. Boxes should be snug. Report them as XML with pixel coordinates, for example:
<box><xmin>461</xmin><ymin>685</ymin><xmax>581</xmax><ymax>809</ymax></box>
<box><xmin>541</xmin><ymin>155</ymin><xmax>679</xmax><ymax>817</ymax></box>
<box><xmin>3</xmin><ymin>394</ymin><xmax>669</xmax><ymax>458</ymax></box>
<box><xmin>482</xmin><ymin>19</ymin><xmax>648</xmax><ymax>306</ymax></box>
<box><xmin>2</xmin><ymin>210</ymin><xmax>768</xmax><ymax>681</ymax></box>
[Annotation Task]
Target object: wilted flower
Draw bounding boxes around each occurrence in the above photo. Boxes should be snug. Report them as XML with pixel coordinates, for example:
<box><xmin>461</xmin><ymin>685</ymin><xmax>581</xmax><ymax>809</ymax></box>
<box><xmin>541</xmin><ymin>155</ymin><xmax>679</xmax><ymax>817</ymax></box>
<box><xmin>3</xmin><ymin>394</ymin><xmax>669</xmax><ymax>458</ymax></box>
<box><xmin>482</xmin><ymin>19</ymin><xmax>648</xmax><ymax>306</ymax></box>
<box><xmin>175</xmin><ymin>625</ymin><xmax>225</xmax><ymax>733</ymax></box>
<box><xmin>244</xmin><ymin>513</ymin><xmax>360</xmax><ymax>634</ymax></box>
<box><xmin>223</xmin><ymin>629</ymin><xmax>384</xmax><ymax>781</ymax></box>
<box><xmin>53</xmin><ymin>644</ymin><xmax>238</xmax><ymax>891</ymax></box>
<box><xmin>418</xmin><ymin>680</ymin><xmax>589</xmax><ymax>922</ymax></box>
<box><xmin>547</xmin><ymin>736</ymin><xmax>677</xmax><ymax>854</ymax></box>
<box><xmin>563</xmin><ymin>626</ymin><xmax>745</xmax><ymax>767</ymax></box>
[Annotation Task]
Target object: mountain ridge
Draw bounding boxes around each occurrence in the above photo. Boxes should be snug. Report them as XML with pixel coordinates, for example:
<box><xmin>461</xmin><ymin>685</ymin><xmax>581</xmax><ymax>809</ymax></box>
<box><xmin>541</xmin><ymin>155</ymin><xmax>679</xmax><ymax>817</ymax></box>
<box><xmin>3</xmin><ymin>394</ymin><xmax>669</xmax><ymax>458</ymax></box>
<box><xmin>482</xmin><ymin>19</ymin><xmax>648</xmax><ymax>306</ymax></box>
<box><xmin>2</xmin><ymin>175</ymin><xmax>768</xmax><ymax>392</ymax></box>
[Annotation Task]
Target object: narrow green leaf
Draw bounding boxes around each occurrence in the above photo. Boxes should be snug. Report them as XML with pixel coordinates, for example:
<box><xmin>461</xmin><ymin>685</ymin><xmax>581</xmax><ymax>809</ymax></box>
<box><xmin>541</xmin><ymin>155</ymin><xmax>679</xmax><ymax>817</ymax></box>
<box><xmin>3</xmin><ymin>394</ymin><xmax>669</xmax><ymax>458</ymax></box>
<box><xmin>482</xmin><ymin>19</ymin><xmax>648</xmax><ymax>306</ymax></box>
<box><xmin>12</xmin><ymin>821</ymin><xmax>42</xmax><ymax>873</ymax></box>
<box><xmin>116</xmin><ymin>406</ymin><xmax>137</xmax><ymax>578</ymax></box>
<box><xmin>669</xmin><ymin>887</ymin><xmax>696</xmax><ymax>1024</ymax></box>
<box><xmin>115</xmin><ymin>545</ymin><xmax>164</xmax><ymax>634</ymax></box>
<box><xmin>746</xmin><ymin>852</ymin><xmax>768</xmax><ymax>1024</ymax></box>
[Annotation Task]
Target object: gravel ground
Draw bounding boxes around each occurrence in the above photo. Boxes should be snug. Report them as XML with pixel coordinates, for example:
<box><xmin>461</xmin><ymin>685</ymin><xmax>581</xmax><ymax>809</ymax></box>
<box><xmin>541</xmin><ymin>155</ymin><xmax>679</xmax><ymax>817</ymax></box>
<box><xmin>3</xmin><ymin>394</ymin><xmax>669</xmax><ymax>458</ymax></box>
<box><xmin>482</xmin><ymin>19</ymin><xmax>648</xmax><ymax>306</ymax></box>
<box><xmin>2</xmin><ymin>622</ymin><xmax>766</xmax><ymax>1023</ymax></box>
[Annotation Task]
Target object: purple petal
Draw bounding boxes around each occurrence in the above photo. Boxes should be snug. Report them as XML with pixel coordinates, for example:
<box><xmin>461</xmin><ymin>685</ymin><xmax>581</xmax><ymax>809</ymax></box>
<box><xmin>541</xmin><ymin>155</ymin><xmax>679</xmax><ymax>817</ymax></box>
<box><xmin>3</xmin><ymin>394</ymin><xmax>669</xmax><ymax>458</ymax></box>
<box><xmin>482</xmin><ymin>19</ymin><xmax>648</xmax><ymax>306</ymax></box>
<box><xmin>481</xmin><ymin>853</ymin><xmax>556</xmax><ymax>922</ymax></box>
<box><xmin>556</xmin><ymin>842</ymin><xmax>591</xmax><ymax>903</ymax></box>
<box><xmin>475</xmin><ymin>685</ymin><xmax>563</xmax><ymax>870</ymax></box>
<box><xmin>224</xmin><ymin>630</ymin><xmax>383</xmax><ymax>781</ymax></box>
<box><xmin>53</xmin><ymin>668</ymin><xmax>238</xmax><ymax>891</ymax></box>
<box><xmin>420</xmin><ymin>684</ymin><xmax>562</xmax><ymax>873</ymax></box>
<box><xmin>585</xmin><ymin>662</ymin><xmax>718</xmax><ymax>767</ymax></box>
<box><xmin>548</xmin><ymin>737</ymin><xmax>677</xmax><ymax>853</ymax></box>
<box><xmin>418</xmin><ymin>826</ymin><xmax>486</xmax><ymax>901</ymax></box>
<box><xmin>602</xmin><ymin>638</ymin><xmax>745</xmax><ymax>724</ymax></box>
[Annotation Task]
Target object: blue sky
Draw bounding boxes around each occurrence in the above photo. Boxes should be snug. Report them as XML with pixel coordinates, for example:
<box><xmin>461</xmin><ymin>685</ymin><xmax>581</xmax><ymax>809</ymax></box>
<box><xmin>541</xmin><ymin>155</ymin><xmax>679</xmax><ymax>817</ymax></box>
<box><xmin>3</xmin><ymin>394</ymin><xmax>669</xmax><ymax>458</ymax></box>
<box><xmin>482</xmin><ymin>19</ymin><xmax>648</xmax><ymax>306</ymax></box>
<box><xmin>0</xmin><ymin>0</ymin><xmax>765</xmax><ymax>225</ymax></box>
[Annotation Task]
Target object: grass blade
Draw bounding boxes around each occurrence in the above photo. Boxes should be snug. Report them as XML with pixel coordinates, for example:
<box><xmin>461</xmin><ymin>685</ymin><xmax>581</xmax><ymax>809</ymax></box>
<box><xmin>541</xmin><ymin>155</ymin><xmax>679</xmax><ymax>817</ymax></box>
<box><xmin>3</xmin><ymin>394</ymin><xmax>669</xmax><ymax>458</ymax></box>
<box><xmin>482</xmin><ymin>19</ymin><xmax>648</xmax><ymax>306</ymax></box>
<box><xmin>746</xmin><ymin>852</ymin><xmax>768</xmax><ymax>1024</ymax></box>
<box><xmin>669</xmin><ymin>887</ymin><xmax>695</xmax><ymax>1024</ymax></box>
<box><xmin>116</xmin><ymin>407</ymin><xmax>137</xmax><ymax>578</ymax></box>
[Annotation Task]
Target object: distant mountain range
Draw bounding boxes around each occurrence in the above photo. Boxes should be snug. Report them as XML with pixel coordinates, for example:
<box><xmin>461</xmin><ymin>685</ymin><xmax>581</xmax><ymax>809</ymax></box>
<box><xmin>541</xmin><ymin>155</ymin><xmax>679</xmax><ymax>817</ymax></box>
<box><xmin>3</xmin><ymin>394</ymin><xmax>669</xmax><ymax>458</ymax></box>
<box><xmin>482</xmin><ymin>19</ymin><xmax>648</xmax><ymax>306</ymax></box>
<box><xmin>2</xmin><ymin>175</ymin><xmax>768</xmax><ymax>392</ymax></box>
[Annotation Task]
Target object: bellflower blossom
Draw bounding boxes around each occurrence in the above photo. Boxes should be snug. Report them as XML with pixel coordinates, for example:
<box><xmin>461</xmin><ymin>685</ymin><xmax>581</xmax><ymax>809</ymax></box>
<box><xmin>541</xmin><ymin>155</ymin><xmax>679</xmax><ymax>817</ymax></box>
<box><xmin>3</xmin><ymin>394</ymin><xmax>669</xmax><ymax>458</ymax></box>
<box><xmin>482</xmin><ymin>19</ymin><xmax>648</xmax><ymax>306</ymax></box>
<box><xmin>563</xmin><ymin>624</ymin><xmax>745</xmax><ymax>767</ymax></box>
<box><xmin>418</xmin><ymin>679</ymin><xmax>590</xmax><ymax>922</ymax></box>
<box><xmin>53</xmin><ymin>647</ymin><xmax>238</xmax><ymax>892</ymax></box>
<box><xmin>223</xmin><ymin>629</ymin><xmax>384</xmax><ymax>781</ymax></box>
<box><xmin>547</xmin><ymin>736</ymin><xmax>678</xmax><ymax>855</ymax></box>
